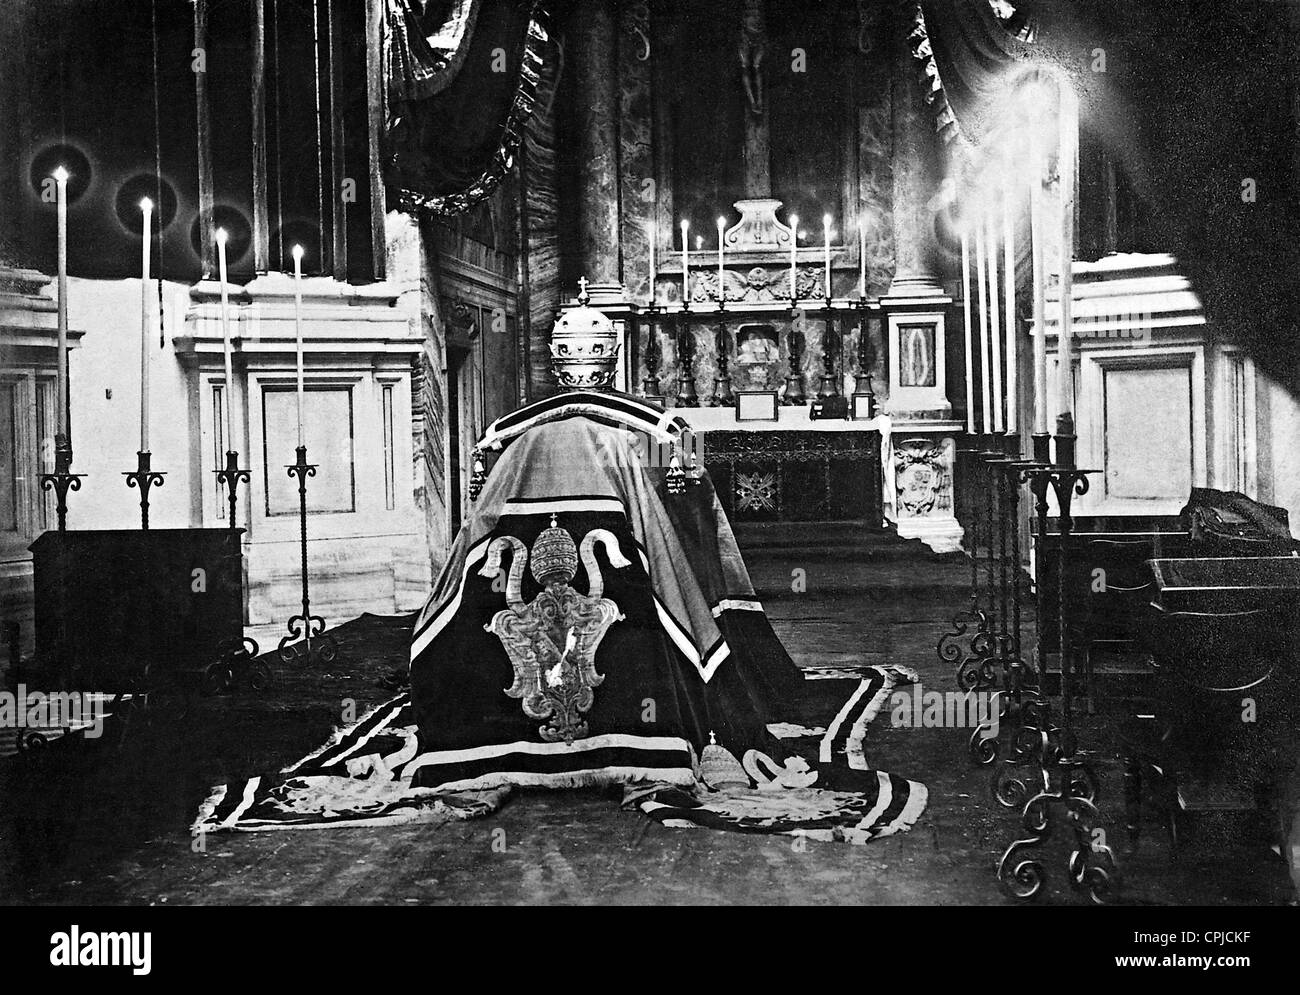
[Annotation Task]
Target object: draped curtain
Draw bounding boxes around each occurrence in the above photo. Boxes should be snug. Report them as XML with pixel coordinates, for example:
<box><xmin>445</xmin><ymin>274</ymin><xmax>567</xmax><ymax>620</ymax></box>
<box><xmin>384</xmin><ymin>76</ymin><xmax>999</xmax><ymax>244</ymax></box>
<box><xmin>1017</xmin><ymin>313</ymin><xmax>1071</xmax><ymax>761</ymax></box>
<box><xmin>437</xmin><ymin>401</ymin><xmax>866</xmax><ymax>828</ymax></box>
<box><xmin>385</xmin><ymin>0</ymin><xmax>548</xmax><ymax>216</ymax></box>
<box><xmin>385</xmin><ymin>0</ymin><xmax>481</xmax><ymax>104</ymax></box>
<box><xmin>915</xmin><ymin>0</ymin><xmax>1036</xmax><ymax>154</ymax></box>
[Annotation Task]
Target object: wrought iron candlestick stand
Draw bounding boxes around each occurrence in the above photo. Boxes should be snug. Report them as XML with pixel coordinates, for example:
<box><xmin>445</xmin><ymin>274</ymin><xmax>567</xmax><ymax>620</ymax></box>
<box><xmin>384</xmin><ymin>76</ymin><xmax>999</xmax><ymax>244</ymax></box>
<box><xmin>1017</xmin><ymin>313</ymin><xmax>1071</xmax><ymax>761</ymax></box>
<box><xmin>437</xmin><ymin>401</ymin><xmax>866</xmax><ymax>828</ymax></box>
<box><xmin>938</xmin><ymin>442</ymin><xmax>989</xmax><ymax>674</ymax></box>
<box><xmin>40</xmin><ymin>435</ymin><xmax>84</xmax><ymax>532</ymax></box>
<box><xmin>123</xmin><ymin>451</ymin><xmax>165</xmax><ymax>529</ymax></box>
<box><xmin>996</xmin><ymin>458</ymin><xmax>1119</xmax><ymax>904</ymax></box>
<box><xmin>215</xmin><ymin>450</ymin><xmax>250</xmax><ymax>530</ymax></box>
<box><xmin>277</xmin><ymin>445</ymin><xmax>338</xmax><ymax>665</ymax></box>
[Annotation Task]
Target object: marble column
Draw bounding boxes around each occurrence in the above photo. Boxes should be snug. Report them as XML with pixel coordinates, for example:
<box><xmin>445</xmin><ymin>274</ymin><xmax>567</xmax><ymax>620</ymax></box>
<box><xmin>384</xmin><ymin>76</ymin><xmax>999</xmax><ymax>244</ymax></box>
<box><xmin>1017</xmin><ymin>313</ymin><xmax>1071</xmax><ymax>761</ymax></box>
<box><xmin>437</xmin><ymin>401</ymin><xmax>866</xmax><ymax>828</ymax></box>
<box><xmin>886</xmin><ymin>26</ymin><xmax>944</xmax><ymax>298</ymax></box>
<box><xmin>572</xmin><ymin>0</ymin><xmax>624</xmax><ymax>301</ymax></box>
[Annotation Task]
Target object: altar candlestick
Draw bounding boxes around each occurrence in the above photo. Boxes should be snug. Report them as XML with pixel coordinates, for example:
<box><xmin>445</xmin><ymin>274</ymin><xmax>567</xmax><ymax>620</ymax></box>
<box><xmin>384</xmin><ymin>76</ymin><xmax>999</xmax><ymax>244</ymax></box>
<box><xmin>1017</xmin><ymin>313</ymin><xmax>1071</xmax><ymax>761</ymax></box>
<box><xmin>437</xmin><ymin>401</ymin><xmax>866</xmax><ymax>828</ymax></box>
<box><xmin>679</xmin><ymin>220</ymin><xmax>689</xmax><ymax>306</ymax></box>
<box><xmin>986</xmin><ymin>210</ymin><xmax>1004</xmax><ymax>434</ymax></box>
<box><xmin>961</xmin><ymin>223</ymin><xmax>975</xmax><ymax>434</ymax></box>
<box><xmin>788</xmin><ymin>214</ymin><xmax>799</xmax><ymax>301</ymax></box>
<box><xmin>53</xmin><ymin>167</ymin><xmax>69</xmax><ymax>439</ymax></box>
<box><xmin>975</xmin><ymin>211</ymin><xmax>992</xmax><ymax>433</ymax></box>
<box><xmin>858</xmin><ymin>220</ymin><xmax>867</xmax><ymax>299</ymax></box>
<box><xmin>716</xmin><ymin>216</ymin><xmax>726</xmax><ymax>303</ymax></box>
<box><xmin>1030</xmin><ymin>127</ymin><xmax>1047</xmax><ymax>436</ymax></box>
<box><xmin>140</xmin><ymin>197</ymin><xmax>154</xmax><ymax>453</ymax></box>
<box><xmin>216</xmin><ymin>228</ymin><xmax>235</xmax><ymax>450</ymax></box>
<box><xmin>822</xmin><ymin>214</ymin><xmax>832</xmax><ymax>299</ymax></box>
<box><xmin>1002</xmin><ymin>178</ymin><xmax>1018</xmax><ymax>434</ymax></box>
<box><xmin>292</xmin><ymin>244</ymin><xmax>305</xmax><ymax>447</ymax></box>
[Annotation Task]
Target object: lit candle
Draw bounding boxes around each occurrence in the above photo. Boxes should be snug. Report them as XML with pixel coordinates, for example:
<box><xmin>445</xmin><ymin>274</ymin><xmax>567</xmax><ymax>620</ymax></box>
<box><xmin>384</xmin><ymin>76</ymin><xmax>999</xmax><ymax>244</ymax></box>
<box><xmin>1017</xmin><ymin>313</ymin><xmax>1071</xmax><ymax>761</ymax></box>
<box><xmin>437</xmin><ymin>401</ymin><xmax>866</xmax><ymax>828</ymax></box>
<box><xmin>216</xmin><ymin>228</ymin><xmax>234</xmax><ymax>452</ymax></box>
<box><xmin>788</xmin><ymin>213</ymin><xmax>799</xmax><ymax>301</ymax></box>
<box><xmin>1030</xmin><ymin>127</ymin><xmax>1047</xmax><ymax>436</ymax></box>
<box><xmin>858</xmin><ymin>220</ymin><xmax>867</xmax><ymax>300</ymax></box>
<box><xmin>679</xmin><ymin>219</ymin><xmax>689</xmax><ymax>308</ymax></box>
<box><xmin>822</xmin><ymin>214</ymin><xmax>832</xmax><ymax>300</ymax></box>
<box><xmin>960</xmin><ymin>222</ymin><xmax>974</xmax><ymax>435</ymax></box>
<box><xmin>140</xmin><ymin>196</ymin><xmax>154</xmax><ymax>453</ymax></box>
<box><xmin>975</xmin><ymin>211</ymin><xmax>992</xmax><ymax>433</ymax></box>
<box><xmin>1002</xmin><ymin>177</ymin><xmax>1017</xmax><ymax>434</ymax></box>
<box><xmin>647</xmin><ymin>221</ymin><xmax>657</xmax><ymax>306</ymax></box>
<box><xmin>292</xmin><ymin>245</ymin><xmax>305</xmax><ymax>448</ymax></box>
<box><xmin>1057</xmin><ymin>82</ymin><xmax>1079</xmax><ymax>434</ymax></box>
<box><xmin>716</xmin><ymin>216</ymin><xmax>726</xmax><ymax>304</ymax></box>
<box><xmin>53</xmin><ymin>167</ymin><xmax>69</xmax><ymax>440</ymax></box>
<box><xmin>986</xmin><ymin>210</ymin><xmax>1003</xmax><ymax>433</ymax></box>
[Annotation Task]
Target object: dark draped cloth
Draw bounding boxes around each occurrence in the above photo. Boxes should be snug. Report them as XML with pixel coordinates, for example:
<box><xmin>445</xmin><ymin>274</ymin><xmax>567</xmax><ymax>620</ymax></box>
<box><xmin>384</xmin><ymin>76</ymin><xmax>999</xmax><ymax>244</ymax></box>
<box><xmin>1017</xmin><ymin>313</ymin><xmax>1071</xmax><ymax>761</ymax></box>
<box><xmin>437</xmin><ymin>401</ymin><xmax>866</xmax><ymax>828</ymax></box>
<box><xmin>385</xmin><ymin>0</ymin><xmax>547</xmax><ymax>215</ymax></box>
<box><xmin>193</xmin><ymin>396</ymin><xmax>929</xmax><ymax>838</ymax></box>
<box><xmin>407</xmin><ymin>395</ymin><xmax>804</xmax><ymax>790</ymax></box>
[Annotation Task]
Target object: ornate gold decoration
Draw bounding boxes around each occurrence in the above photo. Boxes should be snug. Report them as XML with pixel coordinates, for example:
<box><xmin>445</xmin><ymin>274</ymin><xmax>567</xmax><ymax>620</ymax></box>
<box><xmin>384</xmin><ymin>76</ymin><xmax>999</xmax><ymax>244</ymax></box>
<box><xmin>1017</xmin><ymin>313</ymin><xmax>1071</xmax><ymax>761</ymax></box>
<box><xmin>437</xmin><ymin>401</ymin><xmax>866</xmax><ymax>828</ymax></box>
<box><xmin>479</xmin><ymin>521</ymin><xmax>630</xmax><ymax>742</ymax></box>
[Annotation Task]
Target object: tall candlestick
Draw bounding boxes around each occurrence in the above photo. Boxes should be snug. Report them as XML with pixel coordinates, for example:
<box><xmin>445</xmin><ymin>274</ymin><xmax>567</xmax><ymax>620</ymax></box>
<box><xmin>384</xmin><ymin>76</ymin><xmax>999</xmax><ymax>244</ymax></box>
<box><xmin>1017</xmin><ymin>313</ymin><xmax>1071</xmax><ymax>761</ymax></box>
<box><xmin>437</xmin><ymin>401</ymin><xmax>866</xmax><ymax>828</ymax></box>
<box><xmin>1002</xmin><ymin>177</ymin><xmax>1018</xmax><ymax>434</ymax></box>
<box><xmin>140</xmin><ymin>197</ymin><xmax>154</xmax><ymax>452</ymax></box>
<box><xmin>960</xmin><ymin>223</ymin><xmax>975</xmax><ymax>434</ymax></box>
<box><xmin>1057</xmin><ymin>81</ymin><xmax>1079</xmax><ymax>431</ymax></box>
<box><xmin>975</xmin><ymin>212</ymin><xmax>992</xmax><ymax>433</ymax></box>
<box><xmin>292</xmin><ymin>244</ymin><xmax>305</xmax><ymax>447</ymax></box>
<box><xmin>1030</xmin><ymin>127</ymin><xmax>1047</xmax><ymax>436</ymax></box>
<box><xmin>986</xmin><ymin>210</ymin><xmax>1004</xmax><ymax>433</ymax></box>
<box><xmin>716</xmin><ymin>216</ymin><xmax>726</xmax><ymax>304</ymax></box>
<box><xmin>53</xmin><ymin>167</ymin><xmax>69</xmax><ymax>440</ymax></box>
<box><xmin>822</xmin><ymin>214</ymin><xmax>832</xmax><ymax>300</ymax></box>
<box><xmin>679</xmin><ymin>220</ymin><xmax>689</xmax><ymax>307</ymax></box>
<box><xmin>647</xmin><ymin>221</ymin><xmax>657</xmax><ymax>306</ymax></box>
<box><xmin>788</xmin><ymin>213</ymin><xmax>799</xmax><ymax>301</ymax></box>
<box><xmin>216</xmin><ymin>228</ymin><xmax>235</xmax><ymax>451</ymax></box>
<box><xmin>858</xmin><ymin>220</ymin><xmax>867</xmax><ymax>299</ymax></box>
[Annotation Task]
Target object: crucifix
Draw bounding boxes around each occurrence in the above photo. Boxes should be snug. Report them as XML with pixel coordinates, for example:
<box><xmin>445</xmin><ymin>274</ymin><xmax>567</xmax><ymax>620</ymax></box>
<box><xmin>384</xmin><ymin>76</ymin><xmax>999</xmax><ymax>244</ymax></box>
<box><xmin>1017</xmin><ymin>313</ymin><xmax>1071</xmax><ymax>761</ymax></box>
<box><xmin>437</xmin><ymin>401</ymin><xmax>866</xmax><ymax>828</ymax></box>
<box><xmin>738</xmin><ymin>0</ymin><xmax>771</xmax><ymax>199</ymax></box>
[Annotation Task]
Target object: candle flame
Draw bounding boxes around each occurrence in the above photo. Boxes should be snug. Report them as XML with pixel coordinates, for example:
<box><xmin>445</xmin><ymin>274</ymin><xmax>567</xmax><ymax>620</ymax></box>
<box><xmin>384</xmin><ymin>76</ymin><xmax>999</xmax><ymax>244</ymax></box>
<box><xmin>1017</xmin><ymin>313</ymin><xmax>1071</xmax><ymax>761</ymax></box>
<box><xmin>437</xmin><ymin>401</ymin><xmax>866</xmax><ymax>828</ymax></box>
<box><xmin>139</xmin><ymin>196</ymin><xmax>153</xmax><ymax>212</ymax></box>
<box><xmin>823</xmin><ymin>214</ymin><xmax>832</xmax><ymax>229</ymax></box>
<box><xmin>215</xmin><ymin>227</ymin><xmax>229</xmax><ymax>245</ymax></box>
<box><xmin>52</xmin><ymin>166</ymin><xmax>69</xmax><ymax>183</ymax></box>
<box><xmin>716</xmin><ymin>216</ymin><xmax>725</xmax><ymax>230</ymax></box>
<box><xmin>292</xmin><ymin>244</ymin><xmax>305</xmax><ymax>262</ymax></box>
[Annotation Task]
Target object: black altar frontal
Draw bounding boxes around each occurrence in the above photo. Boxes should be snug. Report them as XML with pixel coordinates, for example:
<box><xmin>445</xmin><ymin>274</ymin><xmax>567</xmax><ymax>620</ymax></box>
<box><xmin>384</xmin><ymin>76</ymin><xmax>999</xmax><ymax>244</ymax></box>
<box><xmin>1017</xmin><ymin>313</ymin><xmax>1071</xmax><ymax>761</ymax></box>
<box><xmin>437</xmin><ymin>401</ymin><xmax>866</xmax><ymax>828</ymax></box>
<box><xmin>704</xmin><ymin>429</ymin><xmax>882</xmax><ymax>523</ymax></box>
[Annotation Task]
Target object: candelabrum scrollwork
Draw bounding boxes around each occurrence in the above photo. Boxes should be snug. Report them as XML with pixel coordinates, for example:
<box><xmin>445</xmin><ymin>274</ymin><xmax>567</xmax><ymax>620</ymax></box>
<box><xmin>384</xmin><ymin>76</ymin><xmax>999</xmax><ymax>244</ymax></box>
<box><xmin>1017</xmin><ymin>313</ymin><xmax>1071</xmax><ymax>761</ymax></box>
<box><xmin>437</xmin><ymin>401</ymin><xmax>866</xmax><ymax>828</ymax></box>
<box><xmin>277</xmin><ymin>445</ymin><xmax>339</xmax><ymax>666</ymax></box>
<box><xmin>215</xmin><ymin>450</ymin><xmax>250</xmax><ymax>530</ymax></box>
<box><xmin>994</xmin><ymin>462</ymin><xmax>1119</xmax><ymax>905</ymax></box>
<box><xmin>123</xmin><ymin>450</ymin><xmax>166</xmax><ymax>530</ymax></box>
<box><xmin>39</xmin><ymin>435</ymin><xmax>83</xmax><ymax>532</ymax></box>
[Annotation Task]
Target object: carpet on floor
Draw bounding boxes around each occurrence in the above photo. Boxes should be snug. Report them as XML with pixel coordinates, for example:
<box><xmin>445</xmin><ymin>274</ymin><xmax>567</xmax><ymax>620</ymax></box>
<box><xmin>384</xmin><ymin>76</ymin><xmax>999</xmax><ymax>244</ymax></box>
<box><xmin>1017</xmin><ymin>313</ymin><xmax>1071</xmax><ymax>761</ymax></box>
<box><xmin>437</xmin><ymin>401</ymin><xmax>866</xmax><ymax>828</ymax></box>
<box><xmin>193</xmin><ymin>664</ymin><xmax>926</xmax><ymax>842</ymax></box>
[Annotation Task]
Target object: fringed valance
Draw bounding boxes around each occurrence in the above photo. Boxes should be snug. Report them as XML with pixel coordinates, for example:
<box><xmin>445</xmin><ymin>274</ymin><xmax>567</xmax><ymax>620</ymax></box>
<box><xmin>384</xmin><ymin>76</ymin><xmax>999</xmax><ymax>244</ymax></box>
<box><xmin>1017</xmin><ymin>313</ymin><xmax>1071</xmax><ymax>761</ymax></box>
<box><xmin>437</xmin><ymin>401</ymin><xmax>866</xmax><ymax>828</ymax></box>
<box><xmin>386</xmin><ymin>1</ymin><xmax>548</xmax><ymax>217</ymax></box>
